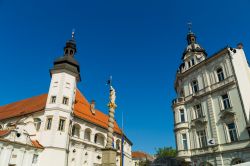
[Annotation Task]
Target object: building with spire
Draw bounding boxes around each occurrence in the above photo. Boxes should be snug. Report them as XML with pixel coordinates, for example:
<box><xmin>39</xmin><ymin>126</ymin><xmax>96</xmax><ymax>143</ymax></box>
<box><xmin>172</xmin><ymin>28</ymin><xmax>250</xmax><ymax>165</ymax></box>
<box><xmin>0</xmin><ymin>33</ymin><xmax>132</xmax><ymax>166</ymax></box>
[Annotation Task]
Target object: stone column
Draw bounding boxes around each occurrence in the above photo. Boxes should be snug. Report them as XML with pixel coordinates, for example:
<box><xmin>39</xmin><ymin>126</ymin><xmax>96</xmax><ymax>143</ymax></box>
<box><xmin>102</xmin><ymin>85</ymin><xmax>117</xmax><ymax>166</ymax></box>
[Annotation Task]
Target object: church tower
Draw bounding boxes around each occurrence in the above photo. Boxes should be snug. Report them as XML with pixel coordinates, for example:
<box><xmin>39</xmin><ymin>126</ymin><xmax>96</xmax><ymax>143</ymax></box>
<box><xmin>38</xmin><ymin>32</ymin><xmax>80</xmax><ymax>166</ymax></box>
<box><xmin>180</xmin><ymin>27</ymin><xmax>207</xmax><ymax>73</ymax></box>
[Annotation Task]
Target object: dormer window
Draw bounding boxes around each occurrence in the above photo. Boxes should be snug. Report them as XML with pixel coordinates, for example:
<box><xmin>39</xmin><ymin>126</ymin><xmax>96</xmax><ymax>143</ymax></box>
<box><xmin>217</xmin><ymin>67</ymin><xmax>225</xmax><ymax>82</ymax></box>
<box><xmin>191</xmin><ymin>80</ymin><xmax>199</xmax><ymax>93</ymax></box>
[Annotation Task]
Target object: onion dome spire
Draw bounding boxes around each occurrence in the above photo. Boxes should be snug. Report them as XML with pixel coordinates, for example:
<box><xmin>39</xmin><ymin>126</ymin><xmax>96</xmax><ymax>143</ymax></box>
<box><xmin>50</xmin><ymin>30</ymin><xmax>81</xmax><ymax>82</ymax></box>
<box><xmin>182</xmin><ymin>23</ymin><xmax>207</xmax><ymax>59</ymax></box>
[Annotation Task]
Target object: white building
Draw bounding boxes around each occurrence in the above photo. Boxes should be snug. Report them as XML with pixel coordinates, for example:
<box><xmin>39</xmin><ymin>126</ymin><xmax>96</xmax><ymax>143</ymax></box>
<box><xmin>172</xmin><ymin>30</ymin><xmax>250</xmax><ymax>166</ymax></box>
<box><xmin>0</xmin><ymin>35</ymin><xmax>132</xmax><ymax>166</ymax></box>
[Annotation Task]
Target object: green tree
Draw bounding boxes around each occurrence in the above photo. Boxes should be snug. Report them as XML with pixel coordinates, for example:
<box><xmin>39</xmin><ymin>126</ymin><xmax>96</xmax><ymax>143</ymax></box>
<box><xmin>139</xmin><ymin>160</ymin><xmax>151</xmax><ymax>166</ymax></box>
<box><xmin>155</xmin><ymin>146</ymin><xmax>177</xmax><ymax>158</ymax></box>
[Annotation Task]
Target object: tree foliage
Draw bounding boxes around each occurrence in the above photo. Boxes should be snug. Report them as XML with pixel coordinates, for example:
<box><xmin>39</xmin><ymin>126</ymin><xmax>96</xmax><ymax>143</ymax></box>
<box><xmin>155</xmin><ymin>146</ymin><xmax>177</xmax><ymax>158</ymax></box>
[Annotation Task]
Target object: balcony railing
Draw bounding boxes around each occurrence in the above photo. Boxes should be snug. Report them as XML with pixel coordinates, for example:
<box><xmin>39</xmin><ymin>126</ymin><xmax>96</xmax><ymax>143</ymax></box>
<box><xmin>172</xmin><ymin>97</ymin><xmax>184</xmax><ymax>106</ymax></box>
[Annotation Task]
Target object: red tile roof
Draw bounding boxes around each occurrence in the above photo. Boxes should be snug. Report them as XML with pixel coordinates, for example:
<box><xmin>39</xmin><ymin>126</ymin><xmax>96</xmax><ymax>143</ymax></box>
<box><xmin>132</xmin><ymin>151</ymin><xmax>154</xmax><ymax>161</ymax></box>
<box><xmin>73</xmin><ymin>89</ymin><xmax>122</xmax><ymax>134</ymax></box>
<box><xmin>0</xmin><ymin>89</ymin><xmax>122</xmax><ymax>134</ymax></box>
<box><xmin>31</xmin><ymin>140</ymin><xmax>44</xmax><ymax>149</ymax></box>
<box><xmin>0</xmin><ymin>94</ymin><xmax>47</xmax><ymax>120</ymax></box>
<box><xmin>0</xmin><ymin>130</ymin><xmax>11</xmax><ymax>137</ymax></box>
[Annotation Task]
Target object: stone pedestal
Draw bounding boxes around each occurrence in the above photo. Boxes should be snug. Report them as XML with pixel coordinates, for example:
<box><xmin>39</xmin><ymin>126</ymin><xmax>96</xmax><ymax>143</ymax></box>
<box><xmin>102</xmin><ymin>148</ymin><xmax>117</xmax><ymax>166</ymax></box>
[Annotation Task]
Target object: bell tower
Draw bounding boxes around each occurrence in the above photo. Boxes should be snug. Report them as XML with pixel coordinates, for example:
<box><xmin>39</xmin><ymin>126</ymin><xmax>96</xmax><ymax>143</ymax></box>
<box><xmin>38</xmin><ymin>32</ymin><xmax>81</xmax><ymax>166</ymax></box>
<box><xmin>180</xmin><ymin>23</ymin><xmax>207</xmax><ymax>72</ymax></box>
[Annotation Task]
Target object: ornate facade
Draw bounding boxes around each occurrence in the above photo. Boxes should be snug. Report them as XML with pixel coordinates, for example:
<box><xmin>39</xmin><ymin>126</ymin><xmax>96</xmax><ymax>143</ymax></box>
<box><xmin>0</xmin><ymin>35</ymin><xmax>132</xmax><ymax>166</ymax></box>
<box><xmin>173</xmin><ymin>30</ymin><xmax>250</xmax><ymax>165</ymax></box>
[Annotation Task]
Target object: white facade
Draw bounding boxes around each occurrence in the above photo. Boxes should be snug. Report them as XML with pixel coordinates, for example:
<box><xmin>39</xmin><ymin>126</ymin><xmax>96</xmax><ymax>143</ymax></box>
<box><xmin>0</xmin><ymin>36</ymin><xmax>132</xmax><ymax>166</ymax></box>
<box><xmin>173</xmin><ymin>31</ymin><xmax>250</xmax><ymax>166</ymax></box>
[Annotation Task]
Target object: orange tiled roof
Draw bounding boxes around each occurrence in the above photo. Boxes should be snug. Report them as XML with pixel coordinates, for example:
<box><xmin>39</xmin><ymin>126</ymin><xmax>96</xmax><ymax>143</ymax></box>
<box><xmin>0</xmin><ymin>94</ymin><xmax>47</xmax><ymax>120</ymax></box>
<box><xmin>31</xmin><ymin>140</ymin><xmax>44</xmax><ymax>149</ymax></box>
<box><xmin>0</xmin><ymin>89</ymin><xmax>122</xmax><ymax>134</ymax></box>
<box><xmin>73</xmin><ymin>89</ymin><xmax>122</xmax><ymax>134</ymax></box>
<box><xmin>0</xmin><ymin>130</ymin><xmax>11</xmax><ymax>137</ymax></box>
<box><xmin>132</xmin><ymin>151</ymin><xmax>148</xmax><ymax>159</ymax></box>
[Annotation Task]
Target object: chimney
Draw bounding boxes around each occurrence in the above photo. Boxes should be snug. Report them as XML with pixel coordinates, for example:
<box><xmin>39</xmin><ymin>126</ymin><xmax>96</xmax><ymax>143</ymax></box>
<box><xmin>237</xmin><ymin>43</ymin><xmax>243</xmax><ymax>49</ymax></box>
<box><xmin>90</xmin><ymin>100</ymin><xmax>95</xmax><ymax>115</ymax></box>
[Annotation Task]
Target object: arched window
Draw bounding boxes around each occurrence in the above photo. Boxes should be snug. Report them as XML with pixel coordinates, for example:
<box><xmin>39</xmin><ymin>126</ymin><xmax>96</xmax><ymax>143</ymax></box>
<box><xmin>191</xmin><ymin>80</ymin><xmax>199</xmax><ymax>93</ymax></box>
<box><xmin>84</xmin><ymin>128</ymin><xmax>91</xmax><ymax>141</ymax></box>
<box><xmin>217</xmin><ymin>67</ymin><xmax>224</xmax><ymax>82</ymax></box>
<box><xmin>94</xmin><ymin>133</ymin><xmax>105</xmax><ymax>146</ymax></box>
<box><xmin>34</xmin><ymin>118</ymin><xmax>41</xmax><ymax>131</ymax></box>
<box><xmin>72</xmin><ymin>124</ymin><xmax>81</xmax><ymax>137</ymax></box>
<box><xmin>116</xmin><ymin>139</ymin><xmax>121</xmax><ymax>150</ymax></box>
<box><xmin>231</xmin><ymin>158</ymin><xmax>244</xmax><ymax>165</ymax></box>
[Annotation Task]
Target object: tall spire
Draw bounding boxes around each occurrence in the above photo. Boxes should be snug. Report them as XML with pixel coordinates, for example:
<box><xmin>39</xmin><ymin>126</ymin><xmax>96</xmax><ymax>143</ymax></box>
<box><xmin>186</xmin><ymin>22</ymin><xmax>196</xmax><ymax>45</ymax></box>
<box><xmin>64</xmin><ymin>31</ymin><xmax>77</xmax><ymax>57</ymax></box>
<box><xmin>50</xmin><ymin>31</ymin><xmax>81</xmax><ymax>82</ymax></box>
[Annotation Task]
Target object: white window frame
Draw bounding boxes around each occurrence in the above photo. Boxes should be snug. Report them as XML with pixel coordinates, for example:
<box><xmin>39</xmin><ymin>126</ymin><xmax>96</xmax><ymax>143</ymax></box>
<box><xmin>191</xmin><ymin>80</ymin><xmax>199</xmax><ymax>94</ymax></box>
<box><xmin>45</xmin><ymin>116</ymin><xmax>53</xmax><ymax>130</ymax></box>
<box><xmin>197</xmin><ymin>130</ymin><xmax>207</xmax><ymax>148</ymax></box>
<box><xmin>62</xmin><ymin>96</ymin><xmax>69</xmax><ymax>105</ymax></box>
<box><xmin>220</xmin><ymin>93</ymin><xmax>232</xmax><ymax>110</ymax></box>
<box><xmin>194</xmin><ymin>104</ymin><xmax>203</xmax><ymax>119</ymax></box>
<box><xmin>179</xmin><ymin>109</ymin><xmax>186</xmax><ymax>123</ymax></box>
<box><xmin>58</xmin><ymin>117</ymin><xmax>66</xmax><ymax>132</ymax></box>
<box><xmin>216</xmin><ymin>67</ymin><xmax>225</xmax><ymax>82</ymax></box>
<box><xmin>182</xmin><ymin>133</ymin><xmax>188</xmax><ymax>150</ymax></box>
<box><xmin>226</xmin><ymin>122</ymin><xmax>239</xmax><ymax>142</ymax></box>
<box><xmin>50</xmin><ymin>96</ymin><xmax>57</xmax><ymax>104</ymax></box>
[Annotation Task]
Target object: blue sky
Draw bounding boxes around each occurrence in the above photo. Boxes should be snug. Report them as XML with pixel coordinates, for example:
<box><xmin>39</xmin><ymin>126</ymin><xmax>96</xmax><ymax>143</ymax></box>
<box><xmin>1</xmin><ymin>0</ymin><xmax>250</xmax><ymax>154</ymax></box>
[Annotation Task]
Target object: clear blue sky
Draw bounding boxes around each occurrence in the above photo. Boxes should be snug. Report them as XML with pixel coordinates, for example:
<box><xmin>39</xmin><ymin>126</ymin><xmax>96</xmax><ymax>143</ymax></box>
<box><xmin>1</xmin><ymin>0</ymin><xmax>250</xmax><ymax>155</ymax></box>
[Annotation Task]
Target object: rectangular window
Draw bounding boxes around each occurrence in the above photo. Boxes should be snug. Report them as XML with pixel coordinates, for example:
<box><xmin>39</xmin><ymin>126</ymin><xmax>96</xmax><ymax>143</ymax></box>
<box><xmin>188</xmin><ymin>61</ymin><xmax>191</xmax><ymax>68</ymax></box>
<box><xmin>51</xmin><ymin>96</ymin><xmax>56</xmax><ymax>103</ymax></box>
<box><xmin>217</xmin><ymin>68</ymin><xmax>225</xmax><ymax>82</ymax></box>
<box><xmin>227</xmin><ymin>122</ymin><xmax>238</xmax><ymax>142</ymax></box>
<box><xmin>197</xmin><ymin>130</ymin><xmax>207</xmax><ymax>148</ymax></box>
<box><xmin>182</xmin><ymin>134</ymin><xmax>188</xmax><ymax>150</ymax></box>
<box><xmin>222</xmin><ymin>94</ymin><xmax>231</xmax><ymax>110</ymax></box>
<box><xmin>46</xmin><ymin>117</ymin><xmax>53</xmax><ymax>130</ymax></box>
<box><xmin>180</xmin><ymin>109</ymin><xmax>185</xmax><ymax>122</ymax></box>
<box><xmin>191</xmin><ymin>58</ymin><xmax>195</xmax><ymax>66</ymax></box>
<box><xmin>32</xmin><ymin>154</ymin><xmax>38</xmax><ymax>164</ymax></box>
<box><xmin>191</xmin><ymin>80</ymin><xmax>199</xmax><ymax>93</ymax></box>
<box><xmin>62</xmin><ymin>97</ymin><xmax>69</xmax><ymax>105</ymax></box>
<box><xmin>194</xmin><ymin>104</ymin><xmax>203</xmax><ymax>119</ymax></box>
<box><xmin>58</xmin><ymin>118</ymin><xmax>65</xmax><ymax>131</ymax></box>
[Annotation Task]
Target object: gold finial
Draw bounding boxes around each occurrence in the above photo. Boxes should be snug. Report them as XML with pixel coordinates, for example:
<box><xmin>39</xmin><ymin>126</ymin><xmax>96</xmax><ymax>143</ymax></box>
<box><xmin>187</xmin><ymin>22</ymin><xmax>192</xmax><ymax>33</ymax></box>
<box><xmin>72</xmin><ymin>28</ymin><xmax>75</xmax><ymax>39</ymax></box>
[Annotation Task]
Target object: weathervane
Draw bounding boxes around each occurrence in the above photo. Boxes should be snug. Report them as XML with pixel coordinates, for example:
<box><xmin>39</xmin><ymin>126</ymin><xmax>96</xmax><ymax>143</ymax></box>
<box><xmin>72</xmin><ymin>28</ymin><xmax>75</xmax><ymax>39</ymax></box>
<box><xmin>188</xmin><ymin>22</ymin><xmax>192</xmax><ymax>33</ymax></box>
